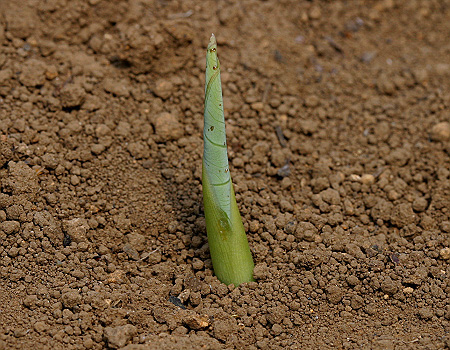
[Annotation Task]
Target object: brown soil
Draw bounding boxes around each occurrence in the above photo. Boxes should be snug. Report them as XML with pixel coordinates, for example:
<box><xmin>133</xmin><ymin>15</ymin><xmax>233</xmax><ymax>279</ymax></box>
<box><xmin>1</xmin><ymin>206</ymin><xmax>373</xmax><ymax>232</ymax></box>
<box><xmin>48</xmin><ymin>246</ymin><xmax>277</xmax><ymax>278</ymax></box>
<box><xmin>1</xmin><ymin>1</ymin><xmax>450</xmax><ymax>349</ymax></box>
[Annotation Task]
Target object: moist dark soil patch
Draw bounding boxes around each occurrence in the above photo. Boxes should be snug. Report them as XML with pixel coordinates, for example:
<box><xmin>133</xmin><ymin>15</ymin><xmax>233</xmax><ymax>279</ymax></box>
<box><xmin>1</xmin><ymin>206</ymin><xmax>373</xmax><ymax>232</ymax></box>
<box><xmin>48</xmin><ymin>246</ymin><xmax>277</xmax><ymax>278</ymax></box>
<box><xmin>1</xmin><ymin>1</ymin><xmax>450</xmax><ymax>349</ymax></box>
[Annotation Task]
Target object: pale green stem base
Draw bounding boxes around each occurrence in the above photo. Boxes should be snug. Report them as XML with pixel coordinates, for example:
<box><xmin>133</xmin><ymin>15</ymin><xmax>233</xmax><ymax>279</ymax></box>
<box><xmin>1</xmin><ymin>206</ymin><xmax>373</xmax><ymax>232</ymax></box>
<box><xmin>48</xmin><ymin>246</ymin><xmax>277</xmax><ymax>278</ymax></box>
<box><xmin>202</xmin><ymin>163</ymin><xmax>254</xmax><ymax>286</ymax></box>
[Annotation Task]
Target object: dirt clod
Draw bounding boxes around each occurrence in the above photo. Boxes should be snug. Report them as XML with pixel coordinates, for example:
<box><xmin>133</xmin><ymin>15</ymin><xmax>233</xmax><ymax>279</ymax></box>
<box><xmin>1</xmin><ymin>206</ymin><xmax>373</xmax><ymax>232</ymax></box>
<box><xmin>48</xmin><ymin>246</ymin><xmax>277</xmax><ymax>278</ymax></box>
<box><xmin>61</xmin><ymin>290</ymin><xmax>82</xmax><ymax>309</ymax></box>
<box><xmin>326</xmin><ymin>285</ymin><xmax>344</xmax><ymax>304</ymax></box>
<box><xmin>153</xmin><ymin>112</ymin><xmax>184</xmax><ymax>142</ymax></box>
<box><xmin>153</xmin><ymin>80</ymin><xmax>174</xmax><ymax>100</ymax></box>
<box><xmin>59</xmin><ymin>84</ymin><xmax>86</xmax><ymax>108</ymax></box>
<box><xmin>104</xmin><ymin>324</ymin><xmax>137</xmax><ymax>349</ymax></box>
<box><xmin>440</xmin><ymin>247</ymin><xmax>450</xmax><ymax>260</ymax></box>
<box><xmin>19</xmin><ymin>59</ymin><xmax>47</xmax><ymax>87</ymax></box>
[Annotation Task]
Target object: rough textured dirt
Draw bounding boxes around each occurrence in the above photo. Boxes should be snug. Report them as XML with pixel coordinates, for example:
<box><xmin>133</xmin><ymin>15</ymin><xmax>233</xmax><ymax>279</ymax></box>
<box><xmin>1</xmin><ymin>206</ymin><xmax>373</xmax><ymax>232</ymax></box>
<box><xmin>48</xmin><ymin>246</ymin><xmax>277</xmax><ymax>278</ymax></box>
<box><xmin>0</xmin><ymin>0</ymin><xmax>450</xmax><ymax>349</ymax></box>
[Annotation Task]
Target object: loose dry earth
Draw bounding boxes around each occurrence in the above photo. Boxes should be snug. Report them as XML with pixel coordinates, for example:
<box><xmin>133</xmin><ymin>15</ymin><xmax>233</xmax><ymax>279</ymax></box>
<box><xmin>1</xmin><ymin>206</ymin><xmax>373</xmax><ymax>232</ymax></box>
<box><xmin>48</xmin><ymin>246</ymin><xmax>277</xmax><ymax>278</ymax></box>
<box><xmin>1</xmin><ymin>1</ymin><xmax>450</xmax><ymax>349</ymax></box>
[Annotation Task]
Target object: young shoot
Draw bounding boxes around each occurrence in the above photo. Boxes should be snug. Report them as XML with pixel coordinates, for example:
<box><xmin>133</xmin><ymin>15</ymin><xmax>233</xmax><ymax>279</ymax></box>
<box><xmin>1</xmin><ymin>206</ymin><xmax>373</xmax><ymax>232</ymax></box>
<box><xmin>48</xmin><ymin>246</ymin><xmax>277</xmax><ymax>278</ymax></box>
<box><xmin>202</xmin><ymin>34</ymin><xmax>254</xmax><ymax>286</ymax></box>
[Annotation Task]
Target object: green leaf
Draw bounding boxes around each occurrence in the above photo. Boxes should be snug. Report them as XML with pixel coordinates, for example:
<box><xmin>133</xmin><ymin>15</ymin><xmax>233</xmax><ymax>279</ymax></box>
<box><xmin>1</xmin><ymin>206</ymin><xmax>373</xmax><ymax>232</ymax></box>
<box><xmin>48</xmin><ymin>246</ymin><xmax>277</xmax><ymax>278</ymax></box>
<box><xmin>202</xmin><ymin>34</ymin><xmax>254</xmax><ymax>286</ymax></box>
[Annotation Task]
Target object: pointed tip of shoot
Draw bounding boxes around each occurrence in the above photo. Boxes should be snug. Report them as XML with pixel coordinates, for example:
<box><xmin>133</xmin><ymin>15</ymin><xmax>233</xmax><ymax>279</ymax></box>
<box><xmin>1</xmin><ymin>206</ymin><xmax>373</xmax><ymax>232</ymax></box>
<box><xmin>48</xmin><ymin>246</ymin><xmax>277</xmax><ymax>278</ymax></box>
<box><xmin>208</xmin><ymin>33</ymin><xmax>216</xmax><ymax>48</ymax></box>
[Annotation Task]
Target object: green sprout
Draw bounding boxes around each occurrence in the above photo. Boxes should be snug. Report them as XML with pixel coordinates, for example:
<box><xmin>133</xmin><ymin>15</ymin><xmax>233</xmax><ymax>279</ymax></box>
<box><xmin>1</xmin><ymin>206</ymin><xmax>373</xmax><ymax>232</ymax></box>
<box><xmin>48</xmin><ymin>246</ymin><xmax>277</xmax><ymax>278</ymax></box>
<box><xmin>202</xmin><ymin>34</ymin><xmax>254</xmax><ymax>286</ymax></box>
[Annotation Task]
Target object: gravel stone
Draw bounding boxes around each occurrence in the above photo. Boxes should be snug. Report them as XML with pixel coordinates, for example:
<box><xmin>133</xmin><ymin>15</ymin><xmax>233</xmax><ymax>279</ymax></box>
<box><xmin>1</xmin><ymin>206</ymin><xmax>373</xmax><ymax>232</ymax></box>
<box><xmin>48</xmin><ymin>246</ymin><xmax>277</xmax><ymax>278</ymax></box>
<box><xmin>430</xmin><ymin>122</ymin><xmax>450</xmax><ymax>141</ymax></box>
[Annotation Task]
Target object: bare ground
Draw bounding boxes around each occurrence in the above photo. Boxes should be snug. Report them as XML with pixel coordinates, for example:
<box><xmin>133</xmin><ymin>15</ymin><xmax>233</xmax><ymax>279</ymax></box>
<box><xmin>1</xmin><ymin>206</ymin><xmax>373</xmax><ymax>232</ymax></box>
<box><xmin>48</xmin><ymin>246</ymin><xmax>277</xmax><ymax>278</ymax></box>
<box><xmin>0</xmin><ymin>1</ymin><xmax>450</xmax><ymax>349</ymax></box>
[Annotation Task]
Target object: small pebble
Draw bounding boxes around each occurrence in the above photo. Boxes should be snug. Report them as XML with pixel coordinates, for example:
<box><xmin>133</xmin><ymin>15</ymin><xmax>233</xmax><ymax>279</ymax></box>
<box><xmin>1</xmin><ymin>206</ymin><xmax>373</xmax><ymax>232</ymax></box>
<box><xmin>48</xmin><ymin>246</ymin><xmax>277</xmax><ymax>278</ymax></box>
<box><xmin>430</xmin><ymin>122</ymin><xmax>450</xmax><ymax>142</ymax></box>
<box><xmin>183</xmin><ymin>313</ymin><xmax>210</xmax><ymax>330</ymax></box>
<box><xmin>251</xmin><ymin>102</ymin><xmax>264</xmax><ymax>111</ymax></box>
<box><xmin>439</xmin><ymin>247</ymin><xmax>450</xmax><ymax>260</ymax></box>
<box><xmin>308</xmin><ymin>6</ymin><xmax>322</xmax><ymax>20</ymax></box>
<box><xmin>412</xmin><ymin>197</ymin><xmax>428</xmax><ymax>212</ymax></box>
<box><xmin>70</xmin><ymin>175</ymin><xmax>80</xmax><ymax>186</ymax></box>
<box><xmin>349</xmin><ymin>174</ymin><xmax>361</xmax><ymax>182</ymax></box>
<box><xmin>360</xmin><ymin>174</ymin><xmax>375</xmax><ymax>185</ymax></box>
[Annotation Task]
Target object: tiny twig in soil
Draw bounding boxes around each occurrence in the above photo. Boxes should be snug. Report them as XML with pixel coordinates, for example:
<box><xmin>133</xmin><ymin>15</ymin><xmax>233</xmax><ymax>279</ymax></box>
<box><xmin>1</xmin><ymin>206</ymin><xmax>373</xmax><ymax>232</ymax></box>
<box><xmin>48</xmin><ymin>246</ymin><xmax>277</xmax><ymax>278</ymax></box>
<box><xmin>275</xmin><ymin>125</ymin><xmax>287</xmax><ymax>148</ymax></box>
